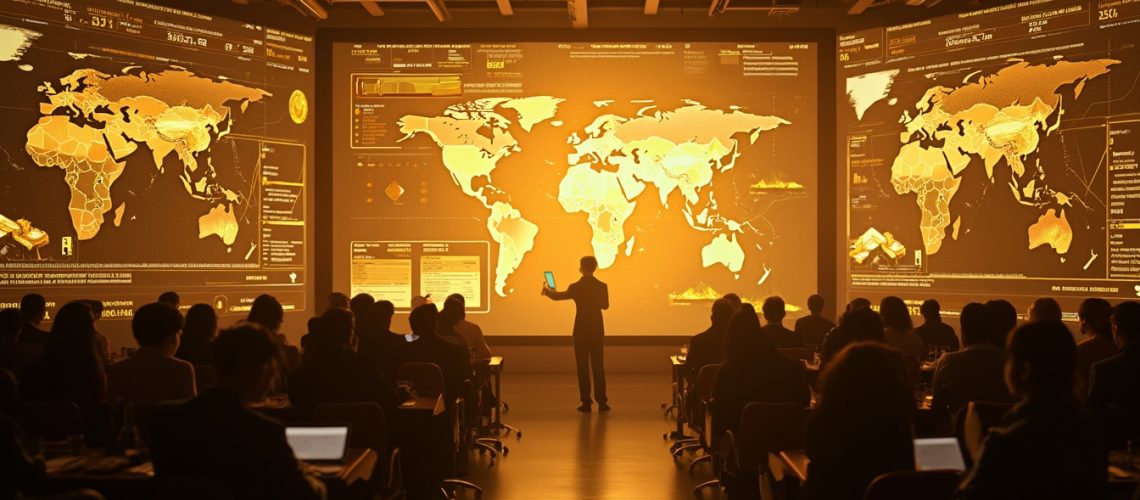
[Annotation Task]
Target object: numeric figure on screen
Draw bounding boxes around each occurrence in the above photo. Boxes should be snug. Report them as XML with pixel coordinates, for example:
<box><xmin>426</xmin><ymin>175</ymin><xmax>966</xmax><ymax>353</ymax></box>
<box><xmin>542</xmin><ymin>255</ymin><xmax>610</xmax><ymax>412</ymax></box>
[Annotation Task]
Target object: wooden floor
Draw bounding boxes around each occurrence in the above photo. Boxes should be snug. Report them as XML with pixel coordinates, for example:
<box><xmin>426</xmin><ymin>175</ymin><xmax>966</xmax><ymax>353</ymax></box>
<box><xmin>461</xmin><ymin>373</ymin><xmax>721</xmax><ymax>500</ymax></box>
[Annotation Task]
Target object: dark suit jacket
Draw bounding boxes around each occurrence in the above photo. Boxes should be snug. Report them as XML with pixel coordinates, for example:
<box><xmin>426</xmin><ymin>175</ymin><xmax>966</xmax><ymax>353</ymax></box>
<box><xmin>1088</xmin><ymin>344</ymin><xmax>1140</xmax><ymax>443</ymax></box>
<box><xmin>957</xmin><ymin>394</ymin><xmax>1106</xmax><ymax>500</ymax></box>
<box><xmin>150</xmin><ymin>389</ymin><xmax>323</xmax><ymax>500</ymax></box>
<box><xmin>917</xmin><ymin>320</ymin><xmax>960</xmax><ymax>351</ymax></box>
<box><xmin>358</xmin><ymin>329</ymin><xmax>407</xmax><ymax>383</ymax></box>
<box><xmin>684</xmin><ymin>326</ymin><xmax>725</xmax><ymax>384</ymax></box>
<box><xmin>805</xmin><ymin>410</ymin><xmax>914</xmax><ymax>500</ymax></box>
<box><xmin>289</xmin><ymin>346</ymin><xmax>396</xmax><ymax>417</ymax></box>
<box><xmin>762</xmin><ymin>324</ymin><xmax>802</xmax><ymax>349</ymax></box>
<box><xmin>794</xmin><ymin>314</ymin><xmax>834</xmax><ymax>347</ymax></box>
<box><xmin>547</xmin><ymin>275</ymin><xmax>608</xmax><ymax>339</ymax></box>
<box><xmin>931</xmin><ymin>343</ymin><xmax>1013</xmax><ymax>415</ymax></box>
<box><xmin>16</xmin><ymin>323</ymin><xmax>47</xmax><ymax>345</ymax></box>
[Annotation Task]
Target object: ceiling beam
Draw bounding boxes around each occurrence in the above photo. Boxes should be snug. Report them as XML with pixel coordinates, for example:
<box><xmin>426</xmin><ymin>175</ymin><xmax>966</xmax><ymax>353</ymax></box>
<box><xmin>360</xmin><ymin>1</ymin><xmax>385</xmax><ymax>15</ymax></box>
<box><xmin>496</xmin><ymin>0</ymin><xmax>514</xmax><ymax>15</ymax></box>
<box><xmin>425</xmin><ymin>0</ymin><xmax>452</xmax><ymax>21</ymax></box>
<box><xmin>708</xmin><ymin>0</ymin><xmax>728</xmax><ymax>16</ymax></box>
<box><xmin>847</xmin><ymin>0</ymin><xmax>880</xmax><ymax>14</ymax></box>
<box><xmin>291</xmin><ymin>0</ymin><xmax>328</xmax><ymax>19</ymax></box>
<box><xmin>568</xmin><ymin>0</ymin><xmax>587</xmax><ymax>28</ymax></box>
<box><xmin>644</xmin><ymin>0</ymin><xmax>660</xmax><ymax>14</ymax></box>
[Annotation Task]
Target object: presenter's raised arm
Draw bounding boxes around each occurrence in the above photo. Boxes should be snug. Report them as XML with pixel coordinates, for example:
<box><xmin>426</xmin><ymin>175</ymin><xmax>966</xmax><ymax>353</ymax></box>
<box><xmin>543</xmin><ymin>282</ymin><xmax>573</xmax><ymax>301</ymax></box>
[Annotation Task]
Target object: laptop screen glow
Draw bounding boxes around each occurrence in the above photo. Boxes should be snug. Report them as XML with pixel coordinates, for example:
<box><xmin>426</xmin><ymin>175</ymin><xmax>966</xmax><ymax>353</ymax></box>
<box><xmin>286</xmin><ymin>426</ymin><xmax>349</xmax><ymax>461</ymax></box>
<box><xmin>913</xmin><ymin>437</ymin><xmax>967</xmax><ymax>472</ymax></box>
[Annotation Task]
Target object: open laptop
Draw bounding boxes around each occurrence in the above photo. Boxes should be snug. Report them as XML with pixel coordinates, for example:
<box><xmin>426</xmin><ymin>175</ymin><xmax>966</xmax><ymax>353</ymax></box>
<box><xmin>285</xmin><ymin>425</ymin><xmax>350</xmax><ymax>463</ymax></box>
<box><xmin>913</xmin><ymin>437</ymin><xmax>967</xmax><ymax>472</ymax></box>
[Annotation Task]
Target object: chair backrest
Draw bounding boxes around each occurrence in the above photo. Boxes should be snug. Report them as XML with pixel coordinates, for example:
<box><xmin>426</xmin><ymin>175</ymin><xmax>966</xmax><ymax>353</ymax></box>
<box><xmin>147</xmin><ymin>476</ymin><xmax>236</xmax><ymax>500</ymax></box>
<box><xmin>397</xmin><ymin>362</ymin><xmax>445</xmax><ymax>395</ymax></box>
<box><xmin>863</xmin><ymin>470</ymin><xmax>963</xmax><ymax>500</ymax></box>
<box><xmin>777</xmin><ymin>348</ymin><xmax>811</xmax><ymax>362</ymax></box>
<box><xmin>194</xmin><ymin>365</ymin><xmax>218</xmax><ymax>391</ymax></box>
<box><xmin>736</xmin><ymin>402</ymin><xmax>808</xmax><ymax>468</ymax></box>
<box><xmin>19</xmin><ymin>400</ymin><xmax>84</xmax><ymax>440</ymax></box>
<box><xmin>696</xmin><ymin>364</ymin><xmax>721</xmax><ymax>401</ymax></box>
<box><xmin>963</xmin><ymin>401</ymin><xmax>1013</xmax><ymax>459</ymax></box>
<box><xmin>313</xmin><ymin>401</ymin><xmax>388</xmax><ymax>451</ymax></box>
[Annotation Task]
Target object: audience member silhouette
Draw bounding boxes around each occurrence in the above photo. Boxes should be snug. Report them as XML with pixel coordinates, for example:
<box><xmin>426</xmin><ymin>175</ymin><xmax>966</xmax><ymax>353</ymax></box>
<box><xmin>722</xmin><ymin>293</ymin><xmax>744</xmax><ymax>312</ymax></box>
<box><xmin>760</xmin><ymin>296</ymin><xmax>802</xmax><ymax>348</ymax></box>
<box><xmin>984</xmin><ymin>299</ymin><xmax>1018</xmax><ymax>347</ymax></box>
<box><xmin>880</xmin><ymin>296</ymin><xmax>924</xmax><ymax>361</ymax></box>
<box><xmin>18</xmin><ymin>293</ymin><xmax>48</xmax><ymax>345</ymax></box>
<box><xmin>794</xmin><ymin>294</ymin><xmax>835</xmax><ymax>348</ymax></box>
<box><xmin>847</xmin><ymin>297</ymin><xmax>872</xmax><ymax>312</ymax></box>
<box><xmin>0</xmin><ymin>308</ymin><xmax>38</xmax><ymax>376</ymax></box>
<box><xmin>931</xmin><ymin>303</ymin><xmax>1013</xmax><ymax>416</ymax></box>
<box><xmin>958</xmin><ymin>320</ymin><xmax>1106</xmax><ymax>500</ymax></box>
<box><xmin>20</xmin><ymin>301</ymin><xmax>105</xmax><ymax>420</ymax></box>
<box><xmin>248</xmin><ymin>294</ymin><xmax>301</xmax><ymax>371</ymax></box>
<box><xmin>916</xmin><ymin>299</ymin><xmax>959</xmax><ymax>352</ymax></box>
<box><xmin>543</xmin><ymin>255</ymin><xmax>610</xmax><ymax>412</ymax></box>
<box><xmin>820</xmin><ymin>306</ymin><xmax>884</xmax><ymax>366</ymax></box>
<box><xmin>357</xmin><ymin>300</ymin><xmax>404</xmax><ymax>382</ymax></box>
<box><xmin>176</xmin><ymin>304</ymin><xmax>218</xmax><ymax>366</ymax></box>
<box><xmin>157</xmin><ymin>291</ymin><xmax>180</xmax><ymax>310</ymax></box>
<box><xmin>398</xmin><ymin>304</ymin><xmax>471</xmax><ymax>407</ymax></box>
<box><xmin>444</xmin><ymin>293</ymin><xmax>492</xmax><ymax>361</ymax></box>
<box><xmin>713</xmin><ymin>304</ymin><xmax>809</xmax><ymax>499</ymax></box>
<box><xmin>684</xmin><ymin>298</ymin><xmax>734</xmax><ymax>383</ymax></box>
<box><xmin>1028</xmin><ymin>297</ymin><xmax>1063</xmax><ymax>322</ymax></box>
<box><xmin>289</xmin><ymin>308</ymin><xmax>395</xmax><ymax>418</ymax></box>
<box><xmin>325</xmin><ymin>292</ymin><xmax>350</xmax><ymax>312</ymax></box>
<box><xmin>805</xmin><ymin>342</ymin><xmax>915</xmax><ymax>500</ymax></box>
<box><xmin>1076</xmin><ymin>298</ymin><xmax>1115</xmax><ymax>391</ymax></box>
<box><xmin>349</xmin><ymin>293</ymin><xmax>375</xmax><ymax>339</ymax></box>
<box><xmin>151</xmin><ymin>323</ymin><xmax>324</xmax><ymax>500</ymax></box>
<box><xmin>108</xmin><ymin>302</ymin><xmax>196</xmax><ymax>405</ymax></box>
<box><xmin>1088</xmin><ymin>301</ymin><xmax>1140</xmax><ymax>446</ymax></box>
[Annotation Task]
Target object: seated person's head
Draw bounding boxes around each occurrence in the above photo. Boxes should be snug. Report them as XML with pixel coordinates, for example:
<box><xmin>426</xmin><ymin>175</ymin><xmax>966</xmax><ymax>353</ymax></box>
<box><xmin>408</xmin><ymin>303</ymin><xmax>438</xmax><ymax>338</ymax></box>
<box><xmin>183</xmin><ymin>304</ymin><xmax>218</xmax><ymax>341</ymax></box>
<box><xmin>157</xmin><ymin>291</ymin><xmax>180</xmax><ymax>309</ymax></box>
<box><xmin>318</xmin><ymin>308</ymin><xmax>355</xmax><ymax>349</ymax></box>
<box><xmin>369</xmin><ymin>301</ymin><xmax>396</xmax><ymax>330</ymax></box>
<box><xmin>0</xmin><ymin>309</ymin><xmax>21</xmax><ymax>339</ymax></box>
<box><xmin>349</xmin><ymin>293</ymin><xmax>375</xmax><ymax>317</ymax></box>
<box><xmin>579</xmin><ymin>255</ymin><xmax>598</xmax><ymax>275</ymax></box>
<box><xmin>20</xmin><ymin>294</ymin><xmax>46</xmax><ymax>325</ymax></box>
<box><xmin>132</xmin><ymin>302</ymin><xmax>184</xmax><ymax>355</ymax></box>
<box><xmin>762</xmin><ymin>296</ymin><xmax>786</xmax><ymax>324</ymax></box>
<box><xmin>81</xmin><ymin>299</ymin><xmax>104</xmax><ymax>321</ymax></box>
<box><xmin>721</xmin><ymin>293</ymin><xmax>743</xmax><ymax>311</ymax></box>
<box><xmin>724</xmin><ymin>304</ymin><xmax>768</xmax><ymax>366</ymax></box>
<box><xmin>920</xmin><ymin>299</ymin><xmax>940</xmax><ymax>321</ymax></box>
<box><xmin>326</xmin><ymin>292</ymin><xmax>350</xmax><ymax>311</ymax></box>
<box><xmin>960</xmin><ymin>302</ymin><xmax>994</xmax><ymax>347</ymax></box>
<box><xmin>1028</xmin><ymin>297</ymin><xmax>1063</xmax><ymax>323</ymax></box>
<box><xmin>839</xmin><ymin>307</ymin><xmax>884</xmax><ymax>343</ymax></box>
<box><xmin>847</xmin><ymin>297</ymin><xmax>871</xmax><ymax>313</ymax></box>
<box><xmin>247</xmin><ymin>294</ymin><xmax>284</xmax><ymax>333</ymax></box>
<box><xmin>446</xmin><ymin>294</ymin><xmax>467</xmax><ymax>309</ymax></box>
<box><xmin>879</xmin><ymin>296</ymin><xmax>912</xmax><ymax>332</ymax></box>
<box><xmin>212</xmin><ymin>323</ymin><xmax>284</xmax><ymax>403</ymax></box>
<box><xmin>710</xmin><ymin>299</ymin><xmax>734</xmax><ymax>327</ymax></box>
<box><xmin>1077</xmin><ymin>298</ymin><xmax>1112</xmax><ymax>338</ymax></box>
<box><xmin>1004</xmin><ymin>321</ymin><xmax>1076</xmax><ymax>398</ymax></box>
<box><xmin>984</xmin><ymin>299</ymin><xmax>1018</xmax><ymax>346</ymax></box>
<box><xmin>817</xmin><ymin>342</ymin><xmax>913</xmax><ymax>421</ymax></box>
<box><xmin>807</xmin><ymin>294</ymin><xmax>825</xmax><ymax>315</ymax></box>
<box><xmin>1111</xmin><ymin>301</ymin><xmax>1140</xmax><ymax>347</ymax></box>
<box><xmin>440</xmin><ymin>297</ymin><xmax>465</xmax><ymax>327</ymax></box>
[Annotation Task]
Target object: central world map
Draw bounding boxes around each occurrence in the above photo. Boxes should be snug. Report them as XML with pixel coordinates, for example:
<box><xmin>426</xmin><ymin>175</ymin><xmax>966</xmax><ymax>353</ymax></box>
<box><xmin>398</xmin><ymin>98</ymin><xmax>792</xmax><ymax>297</ymax></box>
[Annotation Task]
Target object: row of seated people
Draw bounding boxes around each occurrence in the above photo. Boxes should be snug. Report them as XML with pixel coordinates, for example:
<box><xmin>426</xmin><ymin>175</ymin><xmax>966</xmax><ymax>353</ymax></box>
<box><xmin>681</xmin><ymin>294</ymin><xmax>1140</xmax><ymax>500</ymax></box>
<box><xmin>0</xmin><ymin>290</ymin><xmax>497</xmax><ymax>500</ymax></box>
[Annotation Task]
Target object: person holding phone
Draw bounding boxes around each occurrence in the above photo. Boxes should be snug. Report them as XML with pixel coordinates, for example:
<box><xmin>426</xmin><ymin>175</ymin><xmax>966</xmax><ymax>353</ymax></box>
<box><xmin>542</xmin><ymin>256</ymin><xmax>610</xmax><ymax>412</ymax></box>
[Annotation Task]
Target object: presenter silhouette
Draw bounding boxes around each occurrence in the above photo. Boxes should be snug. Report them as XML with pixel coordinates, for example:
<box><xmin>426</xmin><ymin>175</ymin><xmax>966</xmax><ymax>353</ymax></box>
<box><xmin>543</xmin><ymin>255</ymin><xmax>610</xmax><ymax>412</ymax></box>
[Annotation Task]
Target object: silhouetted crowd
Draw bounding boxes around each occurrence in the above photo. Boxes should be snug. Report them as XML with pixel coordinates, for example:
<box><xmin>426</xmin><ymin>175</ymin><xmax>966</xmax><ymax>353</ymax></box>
<box><xmin>0</xmin><ymin>291</ymin><xmax>494</xmax><ymax>500</ymax></box>
<box><xmin>682</xmin><ymin>293</ymin><xmax>1140</xmax><ymax>500</ymax></box>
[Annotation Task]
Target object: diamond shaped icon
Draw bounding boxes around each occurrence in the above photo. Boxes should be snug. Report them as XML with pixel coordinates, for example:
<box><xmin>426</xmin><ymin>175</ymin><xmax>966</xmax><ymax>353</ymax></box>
<box><xmin>384</xmin><ymin>180</ymin><xmax>405</xmax><ymax>203</ymax></box>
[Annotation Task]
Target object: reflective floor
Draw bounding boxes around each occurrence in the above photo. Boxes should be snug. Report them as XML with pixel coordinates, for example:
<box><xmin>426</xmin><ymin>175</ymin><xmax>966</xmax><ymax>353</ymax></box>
<box><xmin>462</xmin><ymin>373</ymin><xmax>721</xmax><ymax>500</ymax></box>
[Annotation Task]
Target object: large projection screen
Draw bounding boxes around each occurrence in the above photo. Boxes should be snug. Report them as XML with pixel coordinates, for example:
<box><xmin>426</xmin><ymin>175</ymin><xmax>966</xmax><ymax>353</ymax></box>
<box><xmin>0</xmin><ymin>0</ymin><xmax>315</xmax><ymax>319</ymax></box>
<box><xmin>331</xmin><ymin>41</ymin><xmax>819</xmax><ymax>335</ymax></box>
<box><xmin>839</xmin><ymin>0</ymin><xmax>1139</xmax><ymax>318</ymax></box>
